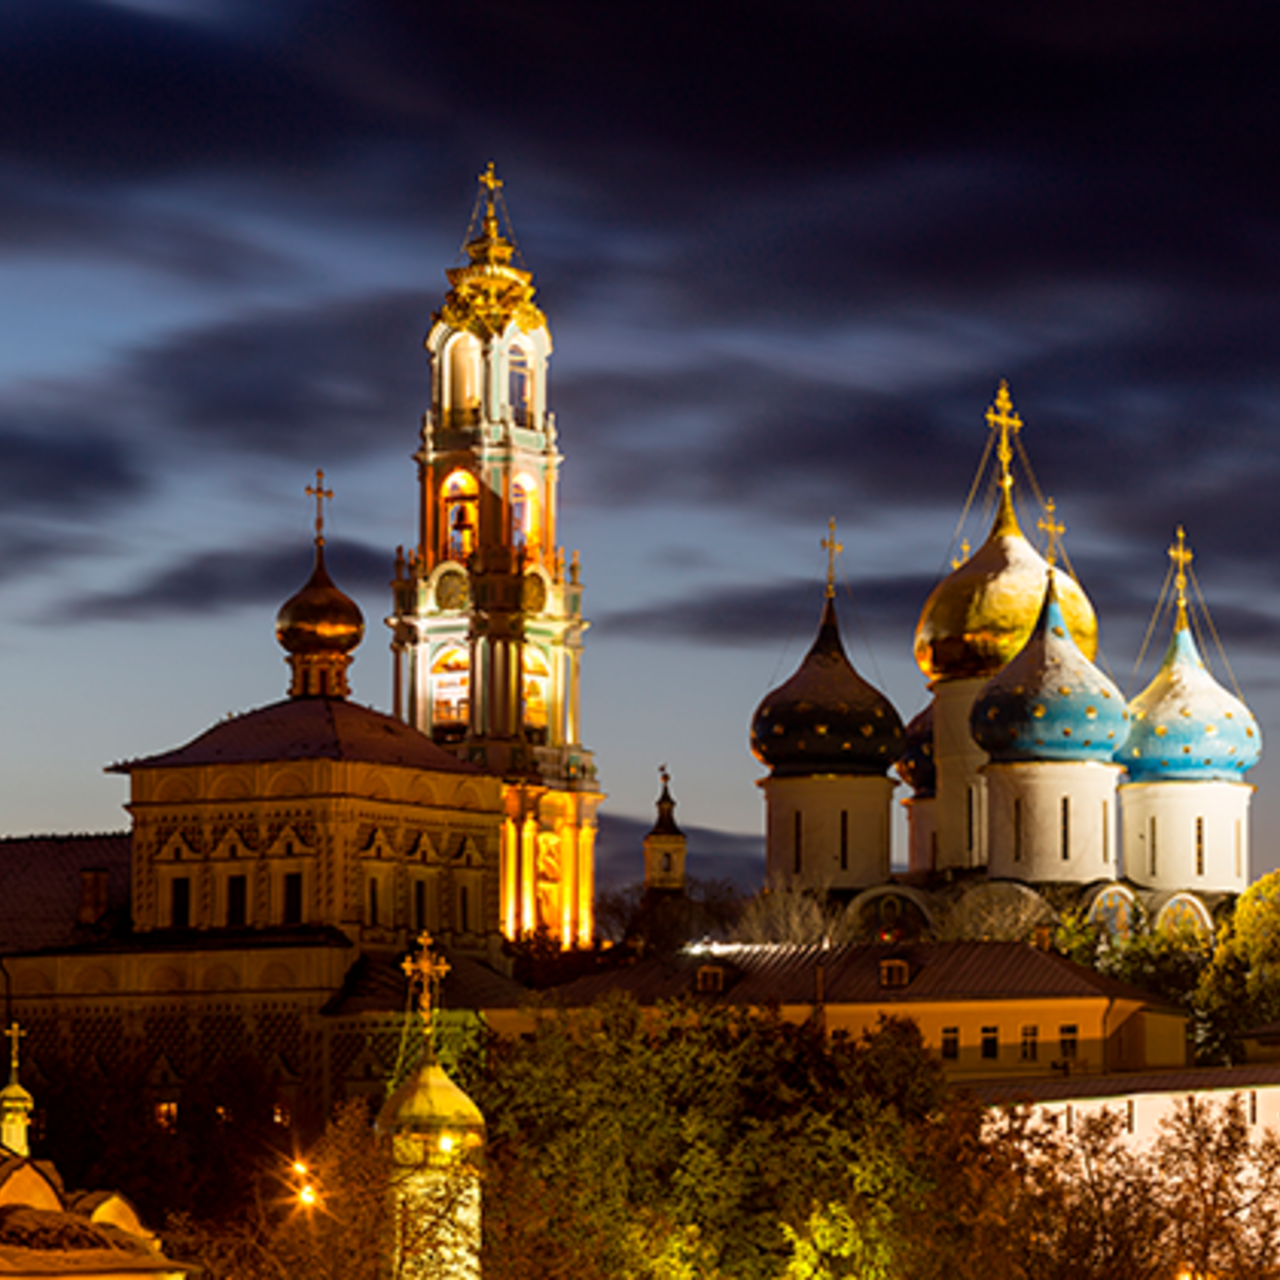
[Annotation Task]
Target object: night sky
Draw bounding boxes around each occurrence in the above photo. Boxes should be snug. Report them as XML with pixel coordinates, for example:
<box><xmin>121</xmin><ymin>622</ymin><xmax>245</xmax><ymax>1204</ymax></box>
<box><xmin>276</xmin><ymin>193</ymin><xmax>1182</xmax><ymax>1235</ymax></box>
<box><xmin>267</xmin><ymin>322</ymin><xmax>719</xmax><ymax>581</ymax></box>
<box><xmin>4</xmin><ymin>1</ymin><xmax>1280</xmax><ymax>887</ymax></box>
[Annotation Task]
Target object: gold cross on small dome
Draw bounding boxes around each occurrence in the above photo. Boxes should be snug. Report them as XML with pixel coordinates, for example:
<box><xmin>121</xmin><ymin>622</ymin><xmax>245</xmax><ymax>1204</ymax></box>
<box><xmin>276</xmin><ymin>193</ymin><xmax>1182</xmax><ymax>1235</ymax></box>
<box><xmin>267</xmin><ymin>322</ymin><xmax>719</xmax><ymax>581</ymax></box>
<box><xmin>985</xmin><ymin>380</ymin><xmax>1023</xmax><ymax>491</ymax></box>
<box><xmin>306</xmin><ymin>470</ymin><xmax>333</xmax><ymax>546</ymax></box>
<box><xmin>821</xmin><ymin>517</ymin><xmax>843</xmax><ymax>599</ymax></box>
<box><xmin>1038</xmin><ymin>497</ymin><xmax>1065</xmax><ymax>567</ymax></box>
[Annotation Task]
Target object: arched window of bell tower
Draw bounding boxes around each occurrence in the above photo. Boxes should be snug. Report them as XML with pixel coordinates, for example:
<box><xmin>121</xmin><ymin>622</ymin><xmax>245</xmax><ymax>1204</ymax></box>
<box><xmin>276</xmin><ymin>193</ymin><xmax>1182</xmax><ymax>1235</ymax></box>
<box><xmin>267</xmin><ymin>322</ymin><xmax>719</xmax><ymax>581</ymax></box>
<box><xmin>441</xmin><ymin>470</ymin><xmax>479</xmax><ymax>561</ymax></box>
<box><xmin>446</xmin><ymin>333</ymin><xmax>482</xmax><ymax>426</ymax></box>
<box><xmin>430</xmin><ymin>643</ymin><xmax>470</xmax><ymax>735</ymax></box>
<box><xmin>511</xmin><ymin>473</ymin><xmax>540</xmax><ymax>551</ymax></box>
<box><xmin>509</xmin><ymin>343</ymin><xmax>533</xmax><ymax>427</ymax></box>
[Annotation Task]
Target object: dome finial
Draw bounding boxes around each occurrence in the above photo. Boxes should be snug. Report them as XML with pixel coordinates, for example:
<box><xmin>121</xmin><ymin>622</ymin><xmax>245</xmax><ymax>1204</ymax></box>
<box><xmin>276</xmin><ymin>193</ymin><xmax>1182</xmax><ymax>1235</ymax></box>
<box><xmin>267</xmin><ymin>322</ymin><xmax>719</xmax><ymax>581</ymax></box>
<box><xmin>985</xmin><ymin>379</ymin><xmax>1023</xmax><ymax>497</ymax></box>
<box><xmin>1</xmin><ymin>1021</ymin><xmax>32</xmax><ymax>1157</ymax></box>
<box><xmin>1038</xmin><ymin>497</ymin><xmax>1065</xmax><ymax>567</ymax></box>
<box><xmin>1170</xmin><ymin>525</ymin><xmax>1193</xmax><ymax>631</ymax></box>
<box><xmin>402</xmin><ymin>933</ymin><xmax>451</xmax><ymax>1065</ymax></box>
<box><xmin>821</xmin><ymin>517</ymin><xmax>843</xmax><ymax>599</ymax></box>
<box><xmin>306</xmin><ymin>468</ymin><xmax>333</xmax><ymax>548</ymax></box>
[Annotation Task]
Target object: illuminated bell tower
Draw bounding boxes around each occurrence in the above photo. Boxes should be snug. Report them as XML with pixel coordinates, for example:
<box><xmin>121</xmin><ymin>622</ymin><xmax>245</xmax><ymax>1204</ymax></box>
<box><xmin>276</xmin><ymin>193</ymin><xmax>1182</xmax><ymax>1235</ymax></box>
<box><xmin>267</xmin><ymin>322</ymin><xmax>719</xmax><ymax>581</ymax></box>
<box><xmin>389</xmin><ymin>165</ymin><xmax>601</xmax><ymax>947</ymax></box>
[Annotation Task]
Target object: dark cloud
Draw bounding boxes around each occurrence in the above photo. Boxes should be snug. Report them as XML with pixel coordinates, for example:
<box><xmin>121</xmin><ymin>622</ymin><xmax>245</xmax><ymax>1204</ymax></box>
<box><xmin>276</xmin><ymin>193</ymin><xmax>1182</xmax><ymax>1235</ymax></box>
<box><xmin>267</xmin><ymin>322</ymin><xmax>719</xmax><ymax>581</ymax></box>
<box><xmin>128</xmin><ymin>291</ymin><xmax>428</xmax><ymax>458</ymax></box>
<box><xmin>65</xmin><ymin>537</ymin><xmax>391</xmax><ymax>622</ymax></box>
<box><xmin>0</xmin><ymin>424</ymin><xmax>145</xmax><ymax>513</ymax></box>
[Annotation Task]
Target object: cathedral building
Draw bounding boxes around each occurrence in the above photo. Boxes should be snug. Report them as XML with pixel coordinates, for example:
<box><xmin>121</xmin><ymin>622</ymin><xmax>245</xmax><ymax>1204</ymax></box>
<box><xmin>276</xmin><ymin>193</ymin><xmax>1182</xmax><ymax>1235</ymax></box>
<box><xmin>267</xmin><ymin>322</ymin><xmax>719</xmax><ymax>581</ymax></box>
<box><xmin>751</xmin><ymin>382</ymin><xmax>1263</xmax><ymax>940</ymax></box>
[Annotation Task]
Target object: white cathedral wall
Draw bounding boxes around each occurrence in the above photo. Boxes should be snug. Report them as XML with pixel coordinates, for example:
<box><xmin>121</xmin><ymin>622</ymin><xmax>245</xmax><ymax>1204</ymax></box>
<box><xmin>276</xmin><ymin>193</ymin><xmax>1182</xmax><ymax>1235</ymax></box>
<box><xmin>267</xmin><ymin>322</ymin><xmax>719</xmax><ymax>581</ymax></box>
<box><xmin>762</xmin><ymin>774</ymin><xmax>895</xmax><ymax>891</ymax></box>
<box><xmin>984</xmin><ymin>760</ymin><xmax>1122</xmax><ymax>883</ymax></box>
<box><xmin>1120</xmin><ymin>779</ymin><xmax>1252</xmax><ymax>894</ymax></box>
<box><xmin>932</xmin><ymin>677</ymin><xmax>990</xmax><ymax>869</ymax></box>
<box><xmin>903</xmin><ymin>794</ymin><xmax>937</xmax><ymax>874</ymax></box>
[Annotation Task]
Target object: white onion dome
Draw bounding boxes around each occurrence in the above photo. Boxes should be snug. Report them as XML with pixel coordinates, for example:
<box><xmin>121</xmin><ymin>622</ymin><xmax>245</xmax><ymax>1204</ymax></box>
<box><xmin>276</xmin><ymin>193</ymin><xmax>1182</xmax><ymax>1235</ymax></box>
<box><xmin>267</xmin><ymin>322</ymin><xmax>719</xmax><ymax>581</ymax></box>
<box><xmin>751</xmin><ymin>596</ymin><xmax>904</xmax><ymax>776</ymax></box>
<box><xmin>1123</xmin><ymin>621</ymin><xmax>1261</xmax><ymax>782</ymax></box>
<box><xmin>971</xmin><ymin>574</ymin><xmax>1127</xmax><ymax>762</ymax></box>
<box><xmin>377</xmin><ymin>1061</ymin><xmax>485</xmax><ymax>1143</ymax></box>
<box><xmin>895</xmin><ymin>703</ymin><xmax>936</xmax><ymax>797</ymax></box>
<box><xmin>914</xmin><ymin>485</ymin><xmax>1097</xmax><ymax>683</ymax></box>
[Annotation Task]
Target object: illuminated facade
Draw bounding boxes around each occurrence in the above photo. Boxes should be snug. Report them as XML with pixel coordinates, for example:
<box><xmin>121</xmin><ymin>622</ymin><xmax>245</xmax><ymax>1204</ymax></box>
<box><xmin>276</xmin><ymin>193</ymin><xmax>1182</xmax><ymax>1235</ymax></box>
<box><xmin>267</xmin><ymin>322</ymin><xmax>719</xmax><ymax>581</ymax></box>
<box><xmin>754</xmin><ymin>382</ymin><xmax>1262</xmax><ymax>937</ymax></box>
<box><xmin>389</xmin><ymin>167</ymin><xmax>601</xmax><ymax>947</ymax></box>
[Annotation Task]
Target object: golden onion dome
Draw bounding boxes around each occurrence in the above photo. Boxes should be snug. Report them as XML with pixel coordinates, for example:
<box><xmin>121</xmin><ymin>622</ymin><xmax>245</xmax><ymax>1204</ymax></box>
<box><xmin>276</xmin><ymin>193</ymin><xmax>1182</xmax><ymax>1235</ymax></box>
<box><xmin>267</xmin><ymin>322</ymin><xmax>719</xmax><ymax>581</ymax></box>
<box><xmin>914</xmin><ymin>487</ymin><xmax>1096</xmax><ymax>683</ymax></box>
<box><xmin>276</xmin><ymin>544</ymin><xmax>364</xmax><ymax>656</ymax></box>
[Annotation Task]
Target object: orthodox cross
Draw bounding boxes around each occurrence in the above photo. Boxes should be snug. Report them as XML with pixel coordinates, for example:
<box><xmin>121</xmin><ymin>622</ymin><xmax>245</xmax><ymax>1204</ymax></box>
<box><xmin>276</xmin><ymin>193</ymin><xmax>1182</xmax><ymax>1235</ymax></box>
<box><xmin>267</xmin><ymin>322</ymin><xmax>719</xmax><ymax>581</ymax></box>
<box><xmin>985</xmin><ymin>380</ymin><xmax>1023</xmax><ymax>490</ymax></box>
<box><xmin>4</xmin><ymin>1022</ymin><xmax>24</xmax><ymax>1083</ymax></box>
<box><xmin>659</xmin><ymin>762</ymin><xmax>670</xmax><ymax>788</ymax></box>
<box><xmin>951</xmin><ymin>539</ymin><xmax>971</xmax><ymax>571</ymax></box>
<box><xmin>821</xmin><ymin>518</ymin><xmax>844</xmax><ymax>598</ymax></box>
<box><xmin>1169</xmin><ymin>526</ymin><xmax>1193</xmax><ymax>626</ymax></box>
<box><xmin>479</xmin><ymin>162</ymin><xmax>503</xmax><ymax>198</ymax></box>
<box><xmin>403</xmin><ymin>933</ymin><xmax>451</xmax><ymax>1034</ymax></box>
<box><xmin>1038</xmin><ymin>498</ymin><xmax>1065</xmax><ymax>567</ymax></box>
<box><xmin>306</xmin><ymin>470</ymin><xmax>333</xmax><ymax>547</ymax></box>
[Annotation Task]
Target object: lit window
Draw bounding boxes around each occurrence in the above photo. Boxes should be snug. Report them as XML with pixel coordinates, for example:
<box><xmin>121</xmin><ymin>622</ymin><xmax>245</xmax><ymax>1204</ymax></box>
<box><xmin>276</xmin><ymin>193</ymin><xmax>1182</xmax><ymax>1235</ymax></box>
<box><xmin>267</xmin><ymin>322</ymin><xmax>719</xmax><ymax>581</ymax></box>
<box><xmin>441</xmin><ymin>470</ymin><xmax>479</xmax><ymax>560</ymax></box>
<box><xmin>431</xmin><ymin>644</ymin><xmax>470</xmax><ymax>728</ymax></box>
<box><xmin>981</xmin><ymin>1027</ymin><xmax>999</xmax><ymax>1060</ymax></box>
<box><xmin>154</xmin><ymin>1101</ymin><xmax>179</xmax><ymax>1132</ymax></box>
<box><xmin>508</xmin><ymin>345</ymin><xmax>532</xmax><ymax>426</ymax></box>
<box><xmin>511</xmin><ymin>473</ymin><xmax>540</xmax><ymax>550</ymax></box>
<box><xmin>273</xmin><ymin>1103</ymin><xmax>292</xmax><ymax>1128</ymax></box>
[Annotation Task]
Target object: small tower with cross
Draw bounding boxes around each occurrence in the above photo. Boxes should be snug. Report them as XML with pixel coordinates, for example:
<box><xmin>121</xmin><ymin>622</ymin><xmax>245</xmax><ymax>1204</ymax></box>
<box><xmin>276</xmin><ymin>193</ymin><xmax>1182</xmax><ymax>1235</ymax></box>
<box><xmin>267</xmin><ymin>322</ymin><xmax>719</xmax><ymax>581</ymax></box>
<box><xmin>275</xmin><ymin>471</ymin><xmax>366</xmax><ymax>699</ymax></box>
<box><xmin>643</xmin><ymin>765</ymin><xmax>688</xmax><ymax>893</ymax></box>
<box><xmin>0</xmin><ymin>1022</ymin><xmax>33</xmax><ymax>1158</ymax></box>
<box><xmin>376</xmin><ymin>934</ymin><xmax>485</xmax><ymax>1280</ymax></box>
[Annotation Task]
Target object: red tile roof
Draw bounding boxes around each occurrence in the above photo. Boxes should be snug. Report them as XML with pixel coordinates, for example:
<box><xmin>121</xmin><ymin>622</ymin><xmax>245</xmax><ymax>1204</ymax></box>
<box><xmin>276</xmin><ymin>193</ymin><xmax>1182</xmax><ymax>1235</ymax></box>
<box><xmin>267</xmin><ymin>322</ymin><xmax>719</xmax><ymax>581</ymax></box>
<box><xmin>0</xmin><ymin>833</ymin><xmax>130</xmax><ymax>952</ymax></box>
<box><xmin>110</xmin><ymin>697</ymin><xmax>482</xmax><ymax>774</ymax></box>
<box><xmin>549</xmin><ymin>941</ymin><xmax>1178</xmax><ymax>1011</ymax></box>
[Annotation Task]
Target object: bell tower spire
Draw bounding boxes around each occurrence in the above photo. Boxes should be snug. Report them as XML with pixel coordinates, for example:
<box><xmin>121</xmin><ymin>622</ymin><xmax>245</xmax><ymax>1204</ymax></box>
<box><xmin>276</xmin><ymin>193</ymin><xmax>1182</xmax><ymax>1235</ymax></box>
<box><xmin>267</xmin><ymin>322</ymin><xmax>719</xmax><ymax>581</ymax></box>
<box><xmin>388</xmin><ymin>168</ymin><xmax>601</xmax><ymax>948</ymax></box>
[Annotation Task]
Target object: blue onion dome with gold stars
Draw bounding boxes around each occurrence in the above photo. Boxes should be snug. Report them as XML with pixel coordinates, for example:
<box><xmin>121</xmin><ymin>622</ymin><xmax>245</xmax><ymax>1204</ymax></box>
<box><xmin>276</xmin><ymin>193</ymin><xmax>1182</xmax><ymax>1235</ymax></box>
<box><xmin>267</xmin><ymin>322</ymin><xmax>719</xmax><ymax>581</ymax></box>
<box><xmin>1122</xmin><ymin>531</ymin><xmax>1261</xmax><ymax>783</ymax></box>
<box><xmin>914</xmin><ymin>383</ymin><xmax>1097</xmax><ymax>683</ymax></box>
<box><xmin>971</xmin><ymin>573</ymin><xmax>1127</xmax><ymax>762</ymax></box>
<box><xmin>896</xmin><ymin>703</ymin><xmax>936</xmax><ymax>796</ymax></box>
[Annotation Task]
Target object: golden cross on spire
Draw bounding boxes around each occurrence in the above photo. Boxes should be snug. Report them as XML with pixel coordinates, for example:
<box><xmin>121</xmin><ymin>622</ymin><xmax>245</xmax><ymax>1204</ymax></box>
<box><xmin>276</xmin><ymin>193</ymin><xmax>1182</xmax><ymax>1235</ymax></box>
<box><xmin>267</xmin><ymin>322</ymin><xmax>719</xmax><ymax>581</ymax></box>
<box><xmin>305</xmin><ymin>470</ymin><xmax>333</xmax><ymax>547</ymax></box>
<box><xmin>1169</xmin><ymin>525</ymin><xmax>1193</xmax><ymax>629</ymax></box>
<box><xmin>821</xmin><ymin>517</ymin><xmax>843</xmax><ymax>599</ymax></box>
<box><xmin>985</xmin><ymin>379</ymin><xmax>1023</xmax><ymax>492</ymax></box>
<box><xmin>4</xmin><ymin>1023</ymin><xmax>24</xmax><ymax>1083</ymax></box>
<box><xmin>479</xmin><ymin>161</ymin><xmax>503</xmax><ymax>198</ymax></box>
<box><xmin>402</xmin><ymin>933</ymin><xmax>451</xmax><ymax>1034</ymax></box>
<box><xmin>1038</xmin><ymin>497</ymin><xmax>1065</xmax><ymax>567</ymax></box>
<box><xmin>951</xmin><ymin>539</ymin><xmax>971</xmax><ymax>570</ymax></box>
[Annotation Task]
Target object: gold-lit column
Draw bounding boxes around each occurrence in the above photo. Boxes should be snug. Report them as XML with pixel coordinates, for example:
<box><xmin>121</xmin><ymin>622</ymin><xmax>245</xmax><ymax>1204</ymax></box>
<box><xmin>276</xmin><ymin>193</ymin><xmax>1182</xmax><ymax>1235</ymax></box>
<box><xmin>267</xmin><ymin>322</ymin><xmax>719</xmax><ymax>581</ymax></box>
<box><xmin>577</xmin><ymin>822</ymin><xmax>595</xmax><ymax>946</ymax></box>
<box><xmin>520</xmin><ymin>814</ymin><xmax>537</xmax><ymax>936</ymax></box>
<box><xmin>559</xmin><ymin>819</ymin><xmax>575</xmax><ymax>948</ymax></box>
<box><xmin>500</xmin><ymin>815</ymin><xmax>519</xmax><ymax>939</ymax></box>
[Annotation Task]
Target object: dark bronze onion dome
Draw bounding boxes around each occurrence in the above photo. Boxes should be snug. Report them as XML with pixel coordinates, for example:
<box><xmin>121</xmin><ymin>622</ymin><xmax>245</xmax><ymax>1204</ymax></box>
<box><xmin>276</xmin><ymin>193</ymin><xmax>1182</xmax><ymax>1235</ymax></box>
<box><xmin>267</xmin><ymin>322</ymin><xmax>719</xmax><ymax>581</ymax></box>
<box><xmin>276</xmin><ymin>471</ymin><xmax>365</xmax><ymax>698</ymax></box>
<box><xmin>751</xmin><ymin>596</ymin><xmax>904</xmax><ymax>777</ymax></box>
<box><xmin>896</xmin><ymin>702</ymin><xmax>936</xmax><ymax>797</ymax></box>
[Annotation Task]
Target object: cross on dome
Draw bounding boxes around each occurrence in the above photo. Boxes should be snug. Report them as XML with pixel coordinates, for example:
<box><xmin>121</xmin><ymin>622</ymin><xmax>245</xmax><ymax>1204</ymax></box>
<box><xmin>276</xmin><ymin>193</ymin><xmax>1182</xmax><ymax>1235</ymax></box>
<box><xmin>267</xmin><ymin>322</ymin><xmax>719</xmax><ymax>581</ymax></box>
<box><xmin>479</xmin><ymin>161</ymin><xmax>503</xmax><ymax>200</ymax></box>
<box><xmin>985</xmin><ymin>380</ymin><xmax>1023</xmax><ymax>492</ymax></box>
<box><xmin>1038</xmin><ymin>498</ymin><xmax>1065</xmax><ymax>567</ymax></box>
<box><xmin>403</xmin><ymin>933</ymin><xmax>451</xmax><ymax>1035</ymax></box>
<box><xmin>4</xmin><ymin>1022</ymin><xmax>23</xmax><ymax>1084</ymax></box>
<box><xmin>1169</xmin><ymin>525</ymin><xmax>1194</xmax><ymax>628</ymax></box>
<box><xmin>306</xmin><ymin>470</ymin><xmax>333</xmax><ymax>547</ymax></box>
<box><xmin>822</xmin><ymin>517</ymin><xmax>844</xmax><ymax>599</ymax></box>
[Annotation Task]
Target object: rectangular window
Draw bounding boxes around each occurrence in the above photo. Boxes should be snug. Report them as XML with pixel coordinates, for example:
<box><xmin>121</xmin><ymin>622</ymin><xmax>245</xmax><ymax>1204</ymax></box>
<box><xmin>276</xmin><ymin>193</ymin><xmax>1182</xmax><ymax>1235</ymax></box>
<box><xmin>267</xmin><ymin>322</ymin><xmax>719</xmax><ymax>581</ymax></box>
<box><xmin>941</xmin><ymin>1027</ymin><xmax>959</xmax><ymax>1060</ymax></box>
<box><xmin>1061</xmin><ymin>796</ymin><xmax>1071</xmax><ymax>860</ymax></box>
<box><xmin>171</xmin><ymin>877</ymin><xmax>190</xmax><ymax>929</ymax></box>
<box><xmin>981</xmin><ymin>1026</ymin><xmax>998</xmax><ymax>1060</ymax></box>
<box><xmin>414</xmin><ymin>879</ymin><xmax>427</xmax><ymax>934</ymax></box>
<box><xmin>840</xmin><ymin>810</ymin><xmax>849</xmax><ymax>872</ymax></box>
<box><xmin>1150</xmin><ymin>817</ymin><xmax>1158</xmax><ymax>877</ymax></box>
<box><xmin>1013</xmin><ymin>797</ymin><xmax>1022</xmax><ymax>862</ymax></box>
<box><xmin>1251</xmin><ymin>1091</ymin><xmax>1259</xmax><ymax>1125</ymax></box>
<box><xmin>459</xmin><ymin>884</ymin><xmax>470</xmax><ymax>932</ymax></box>
<box><xmin>154</xmin><ymin>1101</ymin><xmax>179</xmax><ymax>1132</ymax></box>
<box><xmin>1059</xmin><ymin>1024</ymin><xmax>1079</xmax><ymax>1061</ymax></box>
<box><xmin>966</xmin><ymin>788</ymin><xmax>975</xmax><ymax>854</ymax></box>
<box><xmin>1102</xmin><ymin>801</ymin><xmax>1110</xmax><ymax>863</ymax></box>
<box><xmin>1196</xmin><ymin>816</ymin><xmax>1205</xmax><ymax>876</ymax></box>
<box><xmin>1127</xmin><ymin>1099</ymin><xmax>1135</xmax><ymax>1134</ymax></box>
<box><xmin>368</xmin><ymin>878</ymin><xmax>380</xmax><ymax>927</ymax></box>
<box><xmin>879</xmin><ymin>959</ymin><xmax>910</xmax><ymax>988</ymax></box>
<box><xmin>226</xmin><ymin>874</ymin><xmax>247</xmax><ymax>927</ymax></box>
<box><xmin>1020</xmin><ymin>1025</ymin><xmax>1039</xmax><ymax>1062</ymax></box>
<box><xmin>283</xmin><ymin>872</ymin><xmax>303</xmax><ymax>925</ymax></box>
<box><xmin>794</xmin><ymin>811</ymin><xmax>803</xmax><ymax>876</ymax></box>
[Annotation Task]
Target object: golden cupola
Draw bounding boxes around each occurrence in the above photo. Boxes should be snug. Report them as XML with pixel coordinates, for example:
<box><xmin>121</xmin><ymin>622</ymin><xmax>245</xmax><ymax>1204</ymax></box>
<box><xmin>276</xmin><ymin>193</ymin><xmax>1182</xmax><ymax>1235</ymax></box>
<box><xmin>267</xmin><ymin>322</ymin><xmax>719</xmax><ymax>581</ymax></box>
<box><xmin>913</xmin><ymin>382</ymin><xmax>1097</xmax><ymax>684</ymax></box>
<box><xmin>276</xmin><ymin>471</ymin><xmax>365</xmax><ymax>698</ymax></box>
